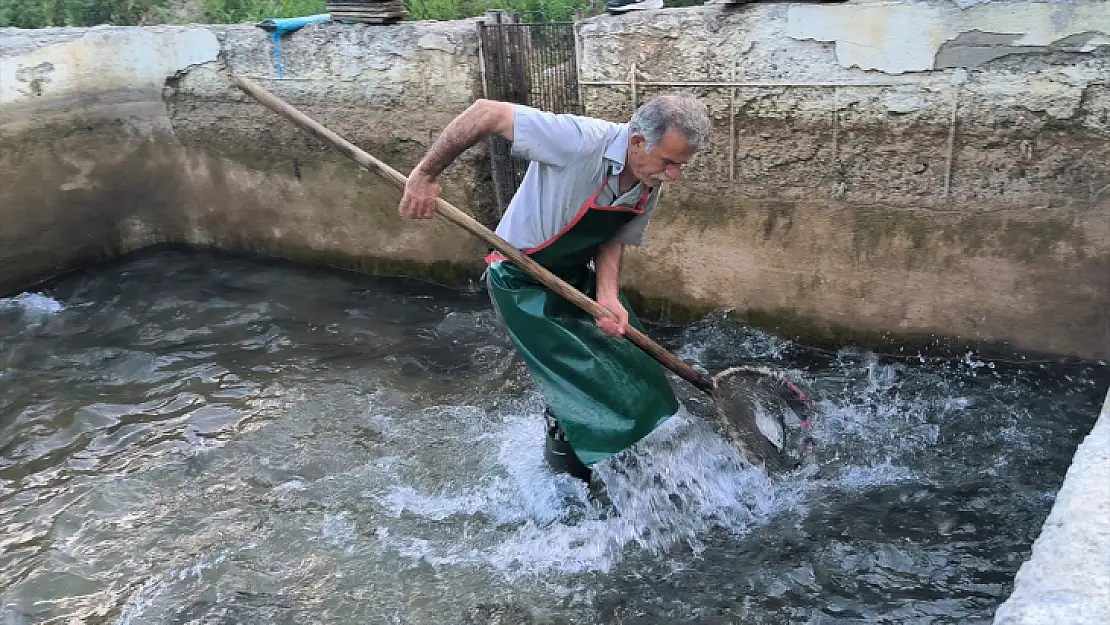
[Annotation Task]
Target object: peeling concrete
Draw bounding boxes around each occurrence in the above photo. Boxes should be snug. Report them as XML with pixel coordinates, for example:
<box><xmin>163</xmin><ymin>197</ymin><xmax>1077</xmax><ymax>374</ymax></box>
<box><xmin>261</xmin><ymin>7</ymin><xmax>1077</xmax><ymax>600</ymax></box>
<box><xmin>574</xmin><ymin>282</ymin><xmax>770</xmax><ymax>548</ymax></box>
<box><xmin>935</xmin><ymin>29</ymin><xmax>1108</xmax><ymax>69</ymax></box>
<box><xmin>786</xmin><ymin>1</ymin><xmax>1110</xmax><ymax>74</ymax></box>
<box><xmin>0</xmin><ymin>26</ymin><xmax>220</xmax><ymax>115</ymax></box>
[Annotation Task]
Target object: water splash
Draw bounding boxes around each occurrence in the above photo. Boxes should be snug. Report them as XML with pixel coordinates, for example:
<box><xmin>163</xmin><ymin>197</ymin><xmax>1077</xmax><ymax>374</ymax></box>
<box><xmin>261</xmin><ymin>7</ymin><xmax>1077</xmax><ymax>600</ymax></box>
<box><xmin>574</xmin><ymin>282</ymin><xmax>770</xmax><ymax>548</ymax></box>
<box><xmin>1</xmin><ymin>248</ymin><xmax>1101</xmax><ymax>625</ymax></box>
<box><xmin>364</xmin><ymin>334</ymin><xmax>1014</xmax><ymax>585</ymax></box>
<box><xmin>371</xmin><ymin>407</ymin><xmax>810</xmax><ymax>579</ymax></box>
<box><xmin>673</xmin><ymin>310</ymin><xmax>793</xmax><ymax>365</ymax></box>
<box><xmin>0</xmin><ymin>293</ymin><xmax>63</xmax><ymax>331</ymax></box>
<box><xmin>113</xmin><ymin>552</ymin><xmax>229</xmax><ymax>625</ymax></box>
<box><xmin>0</xmin><ymin>292</ymin><xmax>63</xmax><ymax>316</ymax></box>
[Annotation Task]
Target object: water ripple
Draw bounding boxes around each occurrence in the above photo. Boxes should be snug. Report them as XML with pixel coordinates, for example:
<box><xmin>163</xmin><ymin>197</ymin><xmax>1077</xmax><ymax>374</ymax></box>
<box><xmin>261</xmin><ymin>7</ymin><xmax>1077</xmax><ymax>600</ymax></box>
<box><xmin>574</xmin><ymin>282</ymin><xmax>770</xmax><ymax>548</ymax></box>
<box><xmin>0</xmin><ymin>248</ymin><xmax>1103</xmax><ymax>625</ymax></box>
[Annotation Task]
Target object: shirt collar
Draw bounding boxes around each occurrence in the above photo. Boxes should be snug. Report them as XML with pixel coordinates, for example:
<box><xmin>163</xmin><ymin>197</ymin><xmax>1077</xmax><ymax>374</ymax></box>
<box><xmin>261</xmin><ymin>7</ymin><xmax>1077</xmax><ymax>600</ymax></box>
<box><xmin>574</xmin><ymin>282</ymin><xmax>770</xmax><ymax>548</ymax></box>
<box><xmin>603</xmin><ymin>124</ymin><xmax>631</xmax><ymax>175</ymax></box>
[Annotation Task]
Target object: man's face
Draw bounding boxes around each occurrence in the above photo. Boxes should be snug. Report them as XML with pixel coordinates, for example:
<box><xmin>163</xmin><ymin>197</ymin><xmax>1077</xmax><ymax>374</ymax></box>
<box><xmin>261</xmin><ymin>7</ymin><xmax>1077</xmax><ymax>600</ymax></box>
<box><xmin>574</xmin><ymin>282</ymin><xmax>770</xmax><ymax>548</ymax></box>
<box><xmin>628</xmin><ymin>130</ymin><xmax>696</xmax><ymax>188</ymax></box>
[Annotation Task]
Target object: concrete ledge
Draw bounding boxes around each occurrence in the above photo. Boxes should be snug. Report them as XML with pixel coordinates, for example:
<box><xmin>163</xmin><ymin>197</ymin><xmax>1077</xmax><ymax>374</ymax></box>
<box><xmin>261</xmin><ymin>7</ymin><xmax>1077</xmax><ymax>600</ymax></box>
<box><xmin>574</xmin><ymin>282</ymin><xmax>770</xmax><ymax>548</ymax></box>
<box><xmin>993</xmin><ymin>386</ymin><xmax>1110</xmax><ymax>624</ymax></box>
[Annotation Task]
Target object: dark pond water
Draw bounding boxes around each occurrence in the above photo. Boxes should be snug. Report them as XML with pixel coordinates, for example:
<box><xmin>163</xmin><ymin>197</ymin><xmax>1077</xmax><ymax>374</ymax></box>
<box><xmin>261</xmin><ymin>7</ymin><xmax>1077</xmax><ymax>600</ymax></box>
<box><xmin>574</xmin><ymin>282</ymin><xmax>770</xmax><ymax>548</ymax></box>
<box><xmin>1</xmin><ymin>247</ymin><xmax>1105</xmax><ymax>624</ymax></box>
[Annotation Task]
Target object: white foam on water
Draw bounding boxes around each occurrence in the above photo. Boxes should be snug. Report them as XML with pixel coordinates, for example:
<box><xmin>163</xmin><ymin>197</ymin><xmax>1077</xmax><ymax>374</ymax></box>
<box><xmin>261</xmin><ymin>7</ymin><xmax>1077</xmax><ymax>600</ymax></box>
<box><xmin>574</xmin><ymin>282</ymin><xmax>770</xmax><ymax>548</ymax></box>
<box><xmin>362</xmin><ymin>344</ymin><xmax>953</xmax><ymax>583</ymax></box>
<box><xmin>112</xmin><ymin>551</ymin><xmax>228</xmax><ymax>625</ymax></box>
<box><xmin>815</xmin><ymin>353</ymin><xmax>954</xmax><ymax>458</ymax></box>
<box><xmin>830</xmin><ymin>461</ymin><xmax>920</xmax><ymax>489</ymax></box>
<box><xmin>322</xmin><ymin>511</ymin><xmax>359</xmax><ymax>556</ymax></box>
<box><xmin>674</xmin><ymin>312</ymin><xmax>793</xmax><ymax>364</ymax></box>
<box><xmin>0</xmin><ymin>292</ymin><xmax>63</xmax><ymax>318</ymax></box>
<box><xmin>961</xmin><ymin>351</ymin><xmax>997</xmax><ymax>371</ymax></box>
<box><xmin>371</xmin><ymin>407</ymin><xmax>811</xmax><ymax>579</ymax></box>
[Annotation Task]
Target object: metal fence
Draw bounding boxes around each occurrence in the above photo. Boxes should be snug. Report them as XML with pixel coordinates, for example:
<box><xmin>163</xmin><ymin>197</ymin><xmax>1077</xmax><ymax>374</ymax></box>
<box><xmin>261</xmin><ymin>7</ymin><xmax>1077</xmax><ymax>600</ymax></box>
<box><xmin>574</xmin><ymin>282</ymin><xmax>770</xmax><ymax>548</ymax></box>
<box><xmin>477</xmin><ymin>11</ymin><xmax>583</xmax><ymax>214</ymax></box>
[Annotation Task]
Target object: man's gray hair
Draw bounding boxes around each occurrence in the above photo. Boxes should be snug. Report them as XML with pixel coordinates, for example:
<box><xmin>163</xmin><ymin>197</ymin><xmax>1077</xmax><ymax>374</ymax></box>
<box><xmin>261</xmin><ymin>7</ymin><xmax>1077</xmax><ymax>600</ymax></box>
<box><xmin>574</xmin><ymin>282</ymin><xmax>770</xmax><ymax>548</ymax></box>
<box><xmin>629</xmin><ymin>92</ymin><xmax>712</xmax><ymax>151</ymax></box>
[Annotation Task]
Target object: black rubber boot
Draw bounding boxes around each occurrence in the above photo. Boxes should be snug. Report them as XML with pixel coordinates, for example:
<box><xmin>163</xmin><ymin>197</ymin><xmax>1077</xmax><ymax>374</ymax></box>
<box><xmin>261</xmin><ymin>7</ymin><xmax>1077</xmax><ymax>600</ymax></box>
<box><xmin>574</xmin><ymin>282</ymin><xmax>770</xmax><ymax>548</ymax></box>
<box><xmin>543</xmin><ymin>408</ymin><xmax>592</xmax><ymax>483</ymax></box>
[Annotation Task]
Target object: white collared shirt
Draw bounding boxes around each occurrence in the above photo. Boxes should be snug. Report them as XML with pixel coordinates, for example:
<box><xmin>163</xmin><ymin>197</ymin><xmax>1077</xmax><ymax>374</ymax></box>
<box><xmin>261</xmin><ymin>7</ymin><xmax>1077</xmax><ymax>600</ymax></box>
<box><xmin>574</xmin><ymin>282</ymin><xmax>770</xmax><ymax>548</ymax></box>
<box><xmin>493</xmin><ymin>105</ymin><xmax>663</xmax><ymax>251</ymax></box>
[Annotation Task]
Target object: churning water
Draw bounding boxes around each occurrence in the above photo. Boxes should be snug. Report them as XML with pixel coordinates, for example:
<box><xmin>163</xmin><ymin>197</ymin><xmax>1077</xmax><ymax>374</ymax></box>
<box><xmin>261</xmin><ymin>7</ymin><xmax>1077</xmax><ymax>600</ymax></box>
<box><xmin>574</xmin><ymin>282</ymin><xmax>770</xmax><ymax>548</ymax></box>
<box><xmin>1</xmin><ymin>247</ymin><xmax>1105</xmax><ymax>624</ymax></box>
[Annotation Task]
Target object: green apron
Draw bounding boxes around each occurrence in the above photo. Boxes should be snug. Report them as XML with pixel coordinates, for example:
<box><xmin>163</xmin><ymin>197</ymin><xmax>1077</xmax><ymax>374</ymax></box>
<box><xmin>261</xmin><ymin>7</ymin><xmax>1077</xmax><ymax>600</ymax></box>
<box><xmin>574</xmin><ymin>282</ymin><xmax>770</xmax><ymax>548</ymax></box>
<box><xmin>485</xmin><ymin>175</ymin><xmax>680</xmax><ymax>467</ymax></box>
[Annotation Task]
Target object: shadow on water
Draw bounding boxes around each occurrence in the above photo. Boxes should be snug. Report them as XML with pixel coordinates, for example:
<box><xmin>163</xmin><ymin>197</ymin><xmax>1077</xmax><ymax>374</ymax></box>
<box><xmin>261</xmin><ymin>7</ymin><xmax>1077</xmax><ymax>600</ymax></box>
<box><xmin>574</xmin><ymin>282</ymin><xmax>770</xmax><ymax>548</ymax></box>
<box><xmin>0</xmin><ymin>246</ymin><xmax>1106</xmax><ymax>625</ymax></box>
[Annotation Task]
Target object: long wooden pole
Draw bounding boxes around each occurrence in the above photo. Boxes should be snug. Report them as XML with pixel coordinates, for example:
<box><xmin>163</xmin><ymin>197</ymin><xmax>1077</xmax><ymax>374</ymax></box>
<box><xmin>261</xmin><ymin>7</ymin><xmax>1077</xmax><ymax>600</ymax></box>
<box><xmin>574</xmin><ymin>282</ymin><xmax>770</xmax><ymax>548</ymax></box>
<box><xmin>231</xmin><ymin>75</ymin><xmax>715</xmax><ymax>394</ymax></box>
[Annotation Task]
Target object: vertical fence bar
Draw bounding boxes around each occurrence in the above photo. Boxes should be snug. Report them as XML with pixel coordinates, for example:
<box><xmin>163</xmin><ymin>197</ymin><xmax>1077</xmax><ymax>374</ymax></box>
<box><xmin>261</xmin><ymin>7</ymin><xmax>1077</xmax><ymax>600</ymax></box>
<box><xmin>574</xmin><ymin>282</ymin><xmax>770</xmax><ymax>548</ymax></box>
<box><xmin>630</xmin><ymin>62</ymin><xmax>638</xmax><ymax>113</ymax></box>
<box><xmin>476</xmin><ymin>18</ymin><xmax>489</xmax><ymax>99</ymax></box>
<box><xmin>944</xmin><ymin>80</ymin><xmax>961</xmax><ymax>199</ymax></box>
<box><xmin>831</xmin><ymin>86</ymin><xmax>838</xmax><ymax>170</ymax></box>
<box><xmin>573</xmin><ymin>17</ymin><xmax>586</xmax><ymax>115</ymax></box>
<box><xmin>729</xmin><ymin>61</ymin><xmax>737</xmax><ymax>182</ymax></box>
<box><xmin>577</xmin><ymin>19</ymin><xmax>586</xmax><ymax>114</ymax></box>
<box><xmin>485</xmin><ymin>11</ymin><xmax>511</xmax><ymax>216</ymax></box>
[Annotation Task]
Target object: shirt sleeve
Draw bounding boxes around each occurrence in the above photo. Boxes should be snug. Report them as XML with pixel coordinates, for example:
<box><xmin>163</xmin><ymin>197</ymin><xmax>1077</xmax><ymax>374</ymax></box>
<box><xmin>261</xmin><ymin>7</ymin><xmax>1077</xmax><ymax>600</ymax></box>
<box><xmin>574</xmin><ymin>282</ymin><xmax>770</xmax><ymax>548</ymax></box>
<box><xmin>610</xmin><ymin>187</ymin><xmax>663</xmax><ymax>246</ymax></box>
<box><xmin>510</xmin><ymin>105</ymin><xmax>609</xmax><ymax>167</ymax></box>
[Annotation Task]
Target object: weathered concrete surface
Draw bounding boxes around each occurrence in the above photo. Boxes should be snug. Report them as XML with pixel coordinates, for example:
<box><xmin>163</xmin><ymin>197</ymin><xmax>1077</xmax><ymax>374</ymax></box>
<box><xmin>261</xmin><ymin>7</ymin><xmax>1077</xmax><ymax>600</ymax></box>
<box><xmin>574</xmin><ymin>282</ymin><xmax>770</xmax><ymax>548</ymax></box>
<box><xmin>577</xmin><ymin>2</ymin><xmax>1110</xmax><ymax>359</ymax></box>
<box><xmin>993</xmin><ymin>386</ymin><xmax>1110</xmax><ymax>624</ymax></box>
<box><xmin>0</xmin><ymin>26</ymin><xmax>219</xmax><ymax>118</ymax></box>
<box><xmin>163</xmin><ymin>21</ymin><xmax>495</xmax><ymax>279</ymax></box>
<box><xmin>0</xmin><ymin>27</ymin><xmax>220</xmax><ymax>291</ymax></box>
<box><xmin>0</xmin><ymin>21</ymin><xmax>491</xmax><ymax>296</ymax></box>
<box><xmin>786</xmin><ymin>1</ymin><xmax>1110</xmax><ymax>74</ymax></box>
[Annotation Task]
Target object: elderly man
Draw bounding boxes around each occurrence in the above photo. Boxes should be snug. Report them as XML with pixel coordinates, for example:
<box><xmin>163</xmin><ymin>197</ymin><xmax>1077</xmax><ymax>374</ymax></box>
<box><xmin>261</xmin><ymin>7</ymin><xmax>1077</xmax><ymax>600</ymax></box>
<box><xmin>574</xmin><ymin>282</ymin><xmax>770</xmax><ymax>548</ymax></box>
<box><xmin>399</xmin><ymin>94</ymin><xmax>712</xmax><ymax>482</ymax></box>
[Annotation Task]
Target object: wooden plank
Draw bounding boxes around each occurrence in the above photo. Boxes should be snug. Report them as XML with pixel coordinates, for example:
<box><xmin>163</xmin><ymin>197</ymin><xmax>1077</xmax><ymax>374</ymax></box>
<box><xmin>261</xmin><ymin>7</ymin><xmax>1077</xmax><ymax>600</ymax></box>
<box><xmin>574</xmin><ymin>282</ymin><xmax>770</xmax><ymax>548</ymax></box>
<box><xmin>329</xmin><ymin>13</ymin><xmax>406</xmax><ymax>20</ymax></box>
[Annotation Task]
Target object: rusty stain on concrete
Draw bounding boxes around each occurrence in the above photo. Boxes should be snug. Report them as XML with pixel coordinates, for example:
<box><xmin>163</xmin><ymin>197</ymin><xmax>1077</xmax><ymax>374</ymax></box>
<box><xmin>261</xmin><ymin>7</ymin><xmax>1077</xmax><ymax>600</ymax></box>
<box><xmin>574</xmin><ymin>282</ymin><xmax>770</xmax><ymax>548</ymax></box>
<box><xmin>14</xmin><ymin>61</ymin><xmax>54</xmax><ymax>97</ymax></box>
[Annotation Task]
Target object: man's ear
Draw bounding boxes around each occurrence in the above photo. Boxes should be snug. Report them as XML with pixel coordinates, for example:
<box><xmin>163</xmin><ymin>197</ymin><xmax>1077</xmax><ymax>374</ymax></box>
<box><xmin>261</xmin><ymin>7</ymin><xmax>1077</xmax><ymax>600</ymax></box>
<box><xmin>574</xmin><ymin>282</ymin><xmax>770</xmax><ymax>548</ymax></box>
<box><xmin>629</xmin><ymin>132</ymin><xmax>646</xmax><ymax>151</ymax></box>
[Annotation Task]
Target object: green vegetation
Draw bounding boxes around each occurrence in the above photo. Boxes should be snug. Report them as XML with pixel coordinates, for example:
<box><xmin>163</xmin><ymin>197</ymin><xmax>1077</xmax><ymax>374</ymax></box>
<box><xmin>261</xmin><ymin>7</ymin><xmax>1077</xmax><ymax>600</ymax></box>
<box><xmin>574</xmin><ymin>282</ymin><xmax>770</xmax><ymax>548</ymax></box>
<box><xmin>408</xmin><ymin>0</ymin><xmax>585</xmax><ymax>22</ymax></box>
<box><xmin>0</xmin><ymin>0</ymin><xmax>163</xmax><ymax>27</ymax></box>
<box><xmin>0</xmin><ymin>0</ymin><xmax>328</xmax><ymax>26</ymax></box>
<box><xmin>0</xmin><ymin>0</ymin><xmax>644</xmax><ymax>28</ymax></box>
<box><xmin>200</xmin><ymin>0</ymin><xmax>329</xmax><ymax>24</ymax></box>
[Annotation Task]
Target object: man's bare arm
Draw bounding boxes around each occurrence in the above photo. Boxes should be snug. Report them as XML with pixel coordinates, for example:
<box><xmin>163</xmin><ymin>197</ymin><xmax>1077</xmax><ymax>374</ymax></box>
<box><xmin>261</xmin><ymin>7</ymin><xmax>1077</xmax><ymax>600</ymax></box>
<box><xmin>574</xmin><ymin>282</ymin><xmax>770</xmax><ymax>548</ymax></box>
<box><xmin>416</xmin><ymin>99</ymin><xmax>515</xmax><ymax>178</ymax></box>
<box><xmin>400</xmin><ymin>99</ymin><xmax>515</xmax><ymax>219</ymax></box>
<box><xmin>594</xmin><ymin>240</ymin><xmax>628</xmax><ymax>337</ymax></box>
<box><xmin>595</xmin><ymin>240</ymin><xmax>623</xmax><ymax>301</ymax></box>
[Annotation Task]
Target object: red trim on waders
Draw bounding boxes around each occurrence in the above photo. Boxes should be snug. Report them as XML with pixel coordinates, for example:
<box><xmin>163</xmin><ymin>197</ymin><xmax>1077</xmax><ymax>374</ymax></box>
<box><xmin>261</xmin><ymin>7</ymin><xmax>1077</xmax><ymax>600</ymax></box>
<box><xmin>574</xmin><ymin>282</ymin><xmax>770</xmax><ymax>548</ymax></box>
<box><xmin>485</xmin><ymin>175</ymin><xmax>651</xmax><ymax>265</ymax></box>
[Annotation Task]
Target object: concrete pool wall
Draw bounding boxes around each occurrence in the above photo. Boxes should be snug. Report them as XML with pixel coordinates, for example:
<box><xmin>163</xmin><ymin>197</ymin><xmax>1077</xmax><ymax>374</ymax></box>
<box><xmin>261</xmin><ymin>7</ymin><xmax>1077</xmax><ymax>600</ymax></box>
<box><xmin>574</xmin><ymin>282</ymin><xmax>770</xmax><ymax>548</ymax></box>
<box><xmin>0</xmin><ymin>21</ymin><xmax>492</xmax><ymax>296</ymax></box>
<box><xmin>577</xmin><ymin>2</ymin><xmax>1110</xmax><ymax>362</ymax></box>
<box><xmin>1</xmin><ymin>2</ymin><xmax>1108</xmax><ymax>623</ymax></box>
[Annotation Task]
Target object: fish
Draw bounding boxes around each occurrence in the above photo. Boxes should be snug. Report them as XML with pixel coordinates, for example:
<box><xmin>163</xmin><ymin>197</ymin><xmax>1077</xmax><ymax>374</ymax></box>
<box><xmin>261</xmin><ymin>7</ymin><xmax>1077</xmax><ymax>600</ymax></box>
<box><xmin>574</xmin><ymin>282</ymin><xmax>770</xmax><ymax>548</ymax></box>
<box><xmin>710</xmin><ymin>364</ymin><xmax>818</xmax><ymax>474</ymax></box>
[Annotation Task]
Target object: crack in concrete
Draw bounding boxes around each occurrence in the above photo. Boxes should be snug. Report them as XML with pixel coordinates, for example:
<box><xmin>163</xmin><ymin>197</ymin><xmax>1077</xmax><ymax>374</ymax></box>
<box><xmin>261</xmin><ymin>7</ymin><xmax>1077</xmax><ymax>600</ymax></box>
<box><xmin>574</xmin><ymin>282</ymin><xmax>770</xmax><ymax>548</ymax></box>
<box><xmin>935</xmin><ymin>30</ymin><xmax>1110</xmax><ymax>69</ymax></box>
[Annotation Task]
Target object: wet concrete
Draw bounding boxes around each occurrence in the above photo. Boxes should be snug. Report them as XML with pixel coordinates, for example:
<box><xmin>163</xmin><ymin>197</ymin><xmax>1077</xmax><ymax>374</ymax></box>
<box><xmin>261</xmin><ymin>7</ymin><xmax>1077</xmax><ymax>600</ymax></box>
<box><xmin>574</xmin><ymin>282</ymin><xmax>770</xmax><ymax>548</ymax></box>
<box><xmin>993</xmin><ymin>386</ymin><xmax>1110</xmax><ymax>624</ymax></box>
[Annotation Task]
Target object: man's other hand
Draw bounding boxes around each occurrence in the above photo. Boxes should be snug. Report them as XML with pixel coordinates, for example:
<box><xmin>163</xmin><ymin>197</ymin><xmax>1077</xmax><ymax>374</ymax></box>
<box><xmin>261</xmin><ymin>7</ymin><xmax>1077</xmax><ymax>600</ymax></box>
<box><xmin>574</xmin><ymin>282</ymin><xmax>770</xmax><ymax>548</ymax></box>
<box><xmin>596</xmin><ymin>293</ymin><xmax>628</xmax><ymax>338</ymax></box>
<box><xmin>399</xmin><ymin>170</ymin><xmax>440</xmax><ymax>219</ymax></box>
